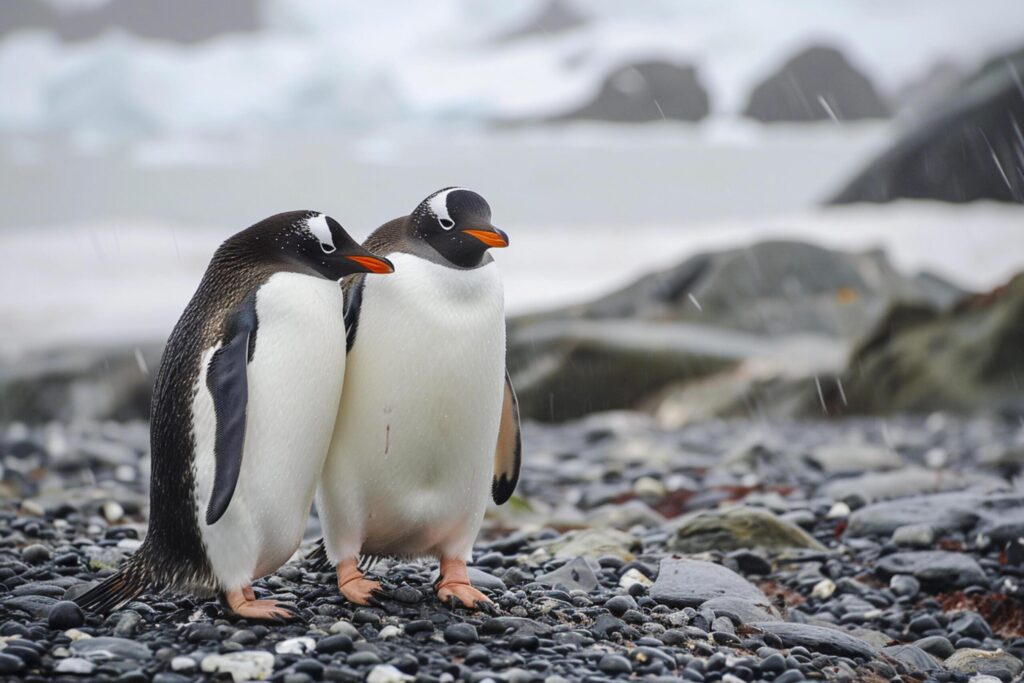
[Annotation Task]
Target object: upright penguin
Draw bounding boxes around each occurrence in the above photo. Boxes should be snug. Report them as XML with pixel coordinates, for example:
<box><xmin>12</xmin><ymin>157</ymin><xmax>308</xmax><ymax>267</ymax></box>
<box><xmin>317</xmin><ymin>187</ymin><xmax>521</xmax><ymax>610</ymax></box>
<box><xmin>76</xmin><ymin>211</ymin><xmax>393</xmax><ymax>621</ymax></box>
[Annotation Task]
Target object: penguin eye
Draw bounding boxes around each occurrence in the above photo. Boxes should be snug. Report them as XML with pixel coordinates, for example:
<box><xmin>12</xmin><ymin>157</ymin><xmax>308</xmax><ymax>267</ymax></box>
<box><xmin>438</xmin><ymin>217</ymin><xmax>454</xmax><ymax>231</ymax></box>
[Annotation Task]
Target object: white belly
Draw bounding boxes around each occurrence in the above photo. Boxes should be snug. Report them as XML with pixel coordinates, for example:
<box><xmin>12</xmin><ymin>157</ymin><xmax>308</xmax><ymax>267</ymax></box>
<box><xmin>318</xmin><ymin>254</ymin><xmax>505</xmax><ymax>562</ymax></box>
<box><xmin>192</xmin><ymin>272</ymin><xmax>347</xmax><ymax>591</ymax></box>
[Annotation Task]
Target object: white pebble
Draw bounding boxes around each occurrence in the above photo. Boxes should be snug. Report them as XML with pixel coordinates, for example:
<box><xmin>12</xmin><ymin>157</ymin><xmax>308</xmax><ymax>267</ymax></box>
<box><xmin>19</xmin><ymin>500</ymin><xmax>45</xmax><ymax>517</ymax></box>
<box><xmin>367</xmin><ymin>665</ymin><xmax>414</xmax><ymax>683</ymax></box>
<box><xmin>632</xmin><ymin>476</ymin><xmax>665</xmax><ymax>498</ymax></box>
<box><xmin>924</xmin><ymin>447</ymin><xmax>949</xmax><ymax>468</ymax></box>
<box><xmin>826</xmin><ymin>502</ymin><xmax>850</xmax><ymax>519</ymax></box>
<box><xmin>114</xmin><ymin>464</ymin><xmax>137</xmax><ymax>483</ymax></box>
<box><xmin>171</xmin><ymin>656</ymin><xmax>197</xmax><ymax>672</ymax></box>
<box><xmin>274</xmin><ymin>636</ymin><xmax>316</xmax><ymax>654</ymax></box>
<box><xmin>64</xmin><ymin>629</ymin><xmax>92</xmax><ymax>641</ymax></box>
<box><xmin>102</xmin><ymin>501</ymin><xmax>124</xmax><ymax>523</ymax></box>
<box><xmin>619</xmin><ymin>567</ymin><xmax>653</xmax><ymax>590</ymax></box>
<box><xmin>201</xmin><ymin>651</ymin><xmax>275</xmax><ymax>683</ymax></box>
<box><xmin>811</xmin><ymin>578</ymin><xmax>836</xmax><ymax>600</ymax></box>
<box><xmin>379</xmin><ymin>624</ymin><xmax>402</xmax><ymax>640</ymax></box>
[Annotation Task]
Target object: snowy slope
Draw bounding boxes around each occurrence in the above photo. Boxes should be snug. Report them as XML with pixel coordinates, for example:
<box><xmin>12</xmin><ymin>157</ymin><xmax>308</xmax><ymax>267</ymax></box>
<box><xmin>2</xmin><ymin>0</ymin><xmax>1022</xmax><ymax>137</ymax></box>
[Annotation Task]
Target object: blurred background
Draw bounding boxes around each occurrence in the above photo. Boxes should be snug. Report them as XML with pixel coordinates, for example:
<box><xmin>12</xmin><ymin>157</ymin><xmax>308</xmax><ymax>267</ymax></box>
<box><xmin>0</xmin><ymin>0</ymin><xmax>1022</xmax><ymax>425</ymax></box>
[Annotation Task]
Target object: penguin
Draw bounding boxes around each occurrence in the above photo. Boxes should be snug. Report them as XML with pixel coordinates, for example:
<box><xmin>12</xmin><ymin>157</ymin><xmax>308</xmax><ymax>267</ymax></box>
<box><xmin>75</xmin><ymin>211</ymin><xmax>394</xmax><ymax>621</ymax></box>
<box><xmin>316</xmin><ymin>187</ymin><xmax>521</xmax><ymax>611</ymax></box>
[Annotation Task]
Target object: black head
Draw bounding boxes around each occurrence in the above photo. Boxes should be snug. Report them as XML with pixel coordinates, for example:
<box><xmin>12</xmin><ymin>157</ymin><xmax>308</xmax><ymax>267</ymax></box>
<box><xmin>235</xmin><ymin>210</ymin><xmax>393</xmax><ymax>279</ymax></box>
<box><xmin>408</xmin><ymin>188</ymin><xmax>509</xmax><ymax>268</ymax></box>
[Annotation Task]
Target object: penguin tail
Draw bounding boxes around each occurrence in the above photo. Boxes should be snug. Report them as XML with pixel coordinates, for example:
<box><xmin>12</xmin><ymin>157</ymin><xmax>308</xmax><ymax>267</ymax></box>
<box><xmin>305</xmin><ymin>538</ymin><xmax>332</xmax><ymax>573</ymax></box>
<box><xmin>74</xmin><ymin>555</ymin><xmax>150</xmax><ymax>615</ymax></box>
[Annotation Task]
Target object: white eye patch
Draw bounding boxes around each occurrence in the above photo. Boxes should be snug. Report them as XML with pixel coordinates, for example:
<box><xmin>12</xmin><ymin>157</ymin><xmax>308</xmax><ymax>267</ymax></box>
<box><xmin>428</xmin><ymin>187</ymin><xmax>469</xmax><ymax>230</ymax></box>
<box><xmin>305</xmin><ymin>213</ymin><xmax>336</xmax><ymax>253</ymax></box>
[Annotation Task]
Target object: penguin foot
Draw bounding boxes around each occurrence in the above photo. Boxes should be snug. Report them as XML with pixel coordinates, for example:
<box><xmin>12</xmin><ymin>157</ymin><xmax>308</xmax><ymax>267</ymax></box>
<box><xmin>438</xmin><ymin>583</ymin><xmax>495</xmax><ymax>612</ymax></box>
<box><xmin>435</xmin><ymin>557</ymin><xmax>495</xmax><ymax>611</ymax></box>
<box><xmin>336</xmin><ymin>558</ymin><xmax>385</xmax><ymax>606</ymax></box>
<box><xmin>223</xmin><ymin>588</ymin><xmax>298</xmax><ymax>622</ymax></box>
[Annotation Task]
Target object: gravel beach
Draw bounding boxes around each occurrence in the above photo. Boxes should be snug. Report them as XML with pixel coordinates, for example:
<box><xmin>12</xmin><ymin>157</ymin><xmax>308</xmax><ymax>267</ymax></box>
<box><xmin>2</xmin><ymin>413</ymin><xmax>1023</xmax><ymax>681</ymax></box>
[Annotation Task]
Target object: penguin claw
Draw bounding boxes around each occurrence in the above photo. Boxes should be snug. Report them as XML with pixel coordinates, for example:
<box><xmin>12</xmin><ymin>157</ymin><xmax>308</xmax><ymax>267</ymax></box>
<box><xmin>437</xmin><ymin>583</ymin><xmax>494</xmax><ymax>612</ymax></box>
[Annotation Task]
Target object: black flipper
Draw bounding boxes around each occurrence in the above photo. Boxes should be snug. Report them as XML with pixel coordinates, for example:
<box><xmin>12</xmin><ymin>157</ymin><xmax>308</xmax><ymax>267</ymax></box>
<box><xmin>205</xmin><ymin>290</ymin><xmax>259</xmax><ymax>526</ymax></box>
<box><xmin>491</xmin><ymin>371</ymin><xmax>522</xmax><ymax>505</ymax></box>
<box><xmin>343</xmin><ymin>274</ymin><xmax>366</xmax><ymax>352</ymax></box>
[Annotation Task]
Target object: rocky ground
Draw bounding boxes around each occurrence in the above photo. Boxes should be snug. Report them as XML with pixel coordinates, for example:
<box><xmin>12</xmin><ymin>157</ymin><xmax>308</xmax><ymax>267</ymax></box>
<box><xmin>2</xmin><ymin>412</ymin><xmax>1024</xmax><ymax>682</ymax></box>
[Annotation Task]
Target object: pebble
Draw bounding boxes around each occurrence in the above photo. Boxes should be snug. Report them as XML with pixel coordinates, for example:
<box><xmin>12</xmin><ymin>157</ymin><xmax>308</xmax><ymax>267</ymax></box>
<box><xmin>598</xmin><ymin>654</ymin><xmax>632</xmax><ymax>675</ymax></box>
<box><xmin>55</xmin><ymin>657</ymin><xmax>95</xmax><ymax>674</ymax></box>
<box><xmin>47</xmin><ymin>600</ymin><xmax>85</xmax><ymax>629</ymax></box>
<box><xmin>366</xmin><ymin>664</ymin><xmax>414</xmax><ymax>683</ymax></box>
<box><xmin>276</xmin><ymin>637</ymin><xmax>316</xmax><ymax>654</ymax></box>
<box><xmin>5</xmin><ymin>414</ymin><xmax>1024</xmax><ymax>681</ymax></box>
<box><xmin>22</xmin><ymin>543</ymin><xmax>52</xmax><ymax>564</ymax></box>
<box><xmin>201</xmin><ymin>651</ymin><xmax>275</xmax><ymax>682</ymax></box>
<box><xmin>443</xmin><ymin>623</ymin><xmax>478</xmax><ymax>644</ymax></box>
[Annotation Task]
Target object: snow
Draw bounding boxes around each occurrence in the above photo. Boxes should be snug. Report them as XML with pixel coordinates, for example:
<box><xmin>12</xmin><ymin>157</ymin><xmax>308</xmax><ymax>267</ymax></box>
<box><xmin>2</xmin><ymin>201</ymin><xmax>1022</xmax><ymax>358</ymax></box>
<box><xmin>1</xmin><ymin>0</ymin><xmax>1021</xmax><ymax>137</ymax></box>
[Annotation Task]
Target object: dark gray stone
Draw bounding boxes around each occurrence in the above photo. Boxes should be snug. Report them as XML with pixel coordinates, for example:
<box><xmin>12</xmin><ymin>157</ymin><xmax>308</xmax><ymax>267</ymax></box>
<box><xmin>874</xmin><ymin>551</ymin><xmax>987</xmax><ymax>588</ymax></box>
<box><xmin>882</xmin><ymin>645</ymin><xmax>941</xmax><ymax>671</ymax></box>
<box><xmin>537</xmin><ymin>556</ymin><xmax>599</xmax><ymax>592</ymax></box>
<box><xmin>649</xmin><ymin>558</ymin><xmax>770</xmax><ymax>608</ymax></box>
<box><xmin>751</xmin><ymin>622</ymin><xmax>876</xmax><ymax>659</ymax></box>
<box><xmin>47</xmin><ymin>600</ymin><xmax>85</xmax><ymax>629</ymax></box>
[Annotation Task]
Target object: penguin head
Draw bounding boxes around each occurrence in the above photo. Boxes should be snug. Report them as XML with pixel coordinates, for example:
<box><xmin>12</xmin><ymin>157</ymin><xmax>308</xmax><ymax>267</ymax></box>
<box><xmin>294</xmin><ymin>212</ymin><xmax>394</xmax><ymax>279</ymax></box>
<box><xmin>237</xmin><ymin>211</ymin><xmax>393</xmax><ymax>280</ymax></box>
<box><xmin>409</xmin><ymin>188</ymin><xmax>509</xmax><ymax>268</ymax></box>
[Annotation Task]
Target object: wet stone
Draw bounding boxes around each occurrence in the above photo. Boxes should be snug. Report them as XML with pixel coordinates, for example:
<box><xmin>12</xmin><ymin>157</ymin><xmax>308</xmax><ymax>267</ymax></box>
<box><xmin>47</xmin><ymin>600</ymin><xmax>85</xmax><ymax>629</ymax></box>
<box><xmin>650</xmin><ymin>558</ymin><xmax>770</xmax><ymax>608</ymax></box>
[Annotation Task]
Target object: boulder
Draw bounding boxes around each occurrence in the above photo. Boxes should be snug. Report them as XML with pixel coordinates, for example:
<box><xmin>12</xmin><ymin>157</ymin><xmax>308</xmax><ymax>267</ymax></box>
<box><xmin>668</xmin><ymin>507</ymin><xmax>826</xmax><ymax>554</ymax></box>
<box><xmin>509</xmin><ymin>240</ymin><xmax>960</xmax><ymax>421</ymax></box>
<box><xmin>831</xmin><ymin>46</ymin><xmax>1024</xmax><ymax>203</ymax></box>
<box><xmin>743</xmin><ymin>45</ymin><xmax>890</xmax><ymax>122</ymax></box>
<box><xmin>822</xmin><ymin>275</ymin><xmax>1024</xmax><ymax>415</ymax></box>
<box><xmin>549</xmin><ymin>61</ymin><xmax>710</xmax><ymax>123</ymax></box>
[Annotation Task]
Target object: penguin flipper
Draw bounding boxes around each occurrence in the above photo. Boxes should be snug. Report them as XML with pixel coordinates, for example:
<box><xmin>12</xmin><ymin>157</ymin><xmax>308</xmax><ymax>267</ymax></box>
<box><xmin>491</xmin><ymin>370</ymin><xmax>522</xmax><ymax>505</ymax></box>
<box><xmin>342</xmin><ymin>273</ymin><xmax>366</xmax><ymax>352</ymax></box>
<box><xmin>205</xmin><ymin>291</ymin><xmax>259</xmax><ymax>526</ymax></box>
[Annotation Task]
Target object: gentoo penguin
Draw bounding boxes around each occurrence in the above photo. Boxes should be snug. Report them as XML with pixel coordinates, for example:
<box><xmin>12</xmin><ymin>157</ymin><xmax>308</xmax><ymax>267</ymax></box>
<box><xmin>316</xmin><ymin>187</ymin><xmax>521</xmax><ymax>610</ymax></box>
<box><xmin>75</xmin><ymin>211</ymin><xmax>393</xmax><ymax>621</ymax></box>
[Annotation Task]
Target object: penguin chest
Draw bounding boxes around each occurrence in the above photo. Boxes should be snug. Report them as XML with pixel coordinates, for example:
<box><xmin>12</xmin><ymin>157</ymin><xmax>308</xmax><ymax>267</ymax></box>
<box><xmin>323</xmin><ymin>255</ymin><xmax>505</xmax><ymax>558</ymax></box>
<box><xmin>193</xmin><ymin>272</ymin><xmax>347</xmax><ymax>587</ymax></box>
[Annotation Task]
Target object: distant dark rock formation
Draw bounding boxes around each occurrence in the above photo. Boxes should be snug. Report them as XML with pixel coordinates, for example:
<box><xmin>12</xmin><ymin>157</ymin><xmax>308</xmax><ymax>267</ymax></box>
<box><xmin>830</xmin><ymin>47</ymin><xmax>1024</xmax><ymax>204</ymax></box>
<box><xmin>0</xmin><ymin>0</ymin><xmax>260</xmax><ymax>44</ymax></box>
<box><xmin>743</xmin><ymin>45</ymin><xmax>890</xmax><ymax>122</ymax></box>
<box><xmin>549</xmin><ymin>60</ymin><xmax>710</xmax><ymax>123</ymax></box>
<box><xmin>820</xmin><ymin>274</ymin><xmax>1024</xmax><ymax>416</ymax></box>
<box><xmin>494</xmin><ymin>0</ymin><xmax>587</xmax><ymax>42</ymax></box>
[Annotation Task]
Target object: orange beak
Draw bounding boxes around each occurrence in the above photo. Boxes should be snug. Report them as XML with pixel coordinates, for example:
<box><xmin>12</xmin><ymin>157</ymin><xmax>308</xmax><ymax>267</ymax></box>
<box><xmin>346</xmin><ymin>255</ymin><xmax>394</xmax><ymax>274</ymax></box>
<box><xmin>463</xmin><ymin>228</ymin><xmax>509</xmax><ymax>248</ymax></box>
